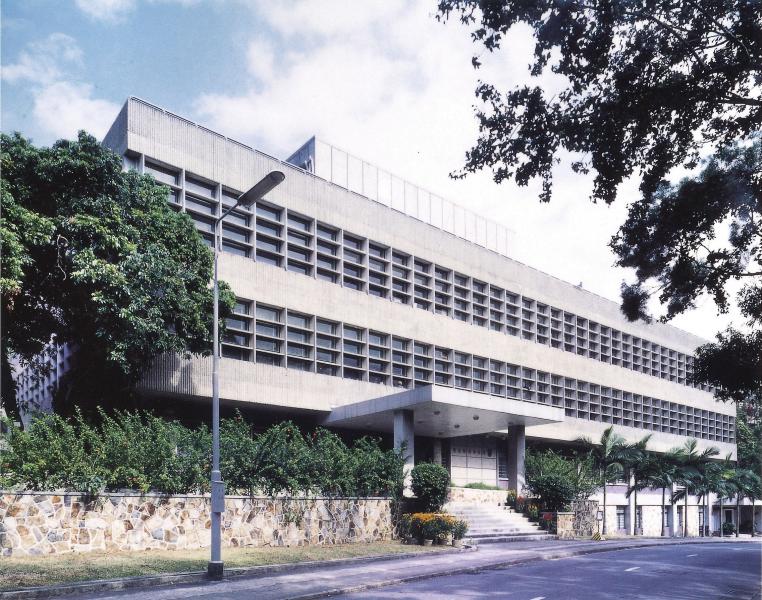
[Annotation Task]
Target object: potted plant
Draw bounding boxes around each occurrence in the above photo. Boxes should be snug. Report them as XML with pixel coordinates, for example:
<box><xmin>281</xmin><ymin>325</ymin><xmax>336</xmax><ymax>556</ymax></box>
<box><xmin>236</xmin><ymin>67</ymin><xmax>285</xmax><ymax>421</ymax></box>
<box><xmin>398</xmin><ymin>513</ymin><xmax>414</xmax><ymax>544</ymax></box>
<box><xmin>452</xmin><ymin>519</ymin><xmax>468</xmax><ymax>547</ymax></box>
<box><xmin>421</xmin><ymin>516</ymin><xmax>439</xmax><ymax>546</ymax></box>
<box><xmin>506</xmin><ymin>489</ymin><xmax>517</xmax><ymax>508</ymax></box>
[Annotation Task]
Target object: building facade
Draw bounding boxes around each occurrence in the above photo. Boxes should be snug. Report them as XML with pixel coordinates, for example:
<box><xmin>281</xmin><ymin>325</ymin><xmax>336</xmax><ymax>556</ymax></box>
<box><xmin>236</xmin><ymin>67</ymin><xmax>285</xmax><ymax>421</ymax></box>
<box><xmin>12</xmin><ymin>340</ymin><xmax>74</xmax><ymax>428</ymax></box>
<box><xmin>97</xmin><ymin>97</ymin><xmax>743</xmax><ymax>532</ymax></box>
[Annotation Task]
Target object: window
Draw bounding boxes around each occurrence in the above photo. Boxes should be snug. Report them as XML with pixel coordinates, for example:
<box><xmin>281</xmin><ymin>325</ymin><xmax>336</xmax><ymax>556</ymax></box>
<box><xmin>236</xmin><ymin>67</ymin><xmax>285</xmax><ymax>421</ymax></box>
<box><xmin>287</xmin><ymin>213</ymin><xmax>311</xmax><ymax>232</ymax></box>
<box><xmin>145</xmin><ymin>161</ymin><xmax>178</xmax><ymax>186</ymax></box>
<box><xmin>256</xmin><ymin>305</ymin><xmax>281</xmax><ymax>322</ymax></box>
<box><xmin>257</xmin><ymin>220</ymin><xmax>281</xmax><ymax>237</ymax></box>
<box><xmin>316</xmin><ymin>319</ymin><xmax>338</xmax><ymax>335</ymax></box>
<box><xmin>185</xmin><ymin>176</ymin><xmax>216</xmax><ymax>198</ymax></box>
<box><xmin>616</xmin><ymin>506</ymin><xmax>627</xmax><ymax>530</ymax></box>
<box><xmin>316</xmin><ymin>224</ymin><xmax>338</xmax><ymax>240</ymax></box>
<box><xmin>343</xmin><ymin>235</ymin><xmax>364</xmax><ymax>250</ymax></box>
<box><xmin>256</xmin><ymin>203</ymin><xmax>281</xmax><ymax>221</ymax></box>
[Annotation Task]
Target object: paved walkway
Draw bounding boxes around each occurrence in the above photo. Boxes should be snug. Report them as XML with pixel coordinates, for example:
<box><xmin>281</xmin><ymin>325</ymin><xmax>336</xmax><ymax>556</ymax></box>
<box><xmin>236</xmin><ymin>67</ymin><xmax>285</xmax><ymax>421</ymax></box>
<box><xmin>60</xmin><ymin>537</ymin><xmax>760</xmax><ymax>600</ymax></box>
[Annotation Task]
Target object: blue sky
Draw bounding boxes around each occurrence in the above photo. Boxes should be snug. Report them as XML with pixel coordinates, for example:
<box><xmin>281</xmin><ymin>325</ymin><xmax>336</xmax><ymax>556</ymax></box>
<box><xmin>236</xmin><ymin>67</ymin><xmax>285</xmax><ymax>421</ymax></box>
<box><xmin>0</xmin><ymin>0</ymin><xmax>735</xmax><ymax>339</ymax></box>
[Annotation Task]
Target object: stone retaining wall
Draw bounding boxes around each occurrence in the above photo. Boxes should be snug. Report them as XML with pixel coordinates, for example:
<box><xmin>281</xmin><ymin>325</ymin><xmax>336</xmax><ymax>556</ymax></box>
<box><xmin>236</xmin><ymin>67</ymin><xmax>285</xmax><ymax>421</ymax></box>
<box><xmin>446</xmin><ymin>487</ymin><xmax>506</xmax><ymax>506</ymax></box>
<box><xmin>0</xmin><ymin>492</ymin><xmax>393</xmax><ymax>557</ymax></box>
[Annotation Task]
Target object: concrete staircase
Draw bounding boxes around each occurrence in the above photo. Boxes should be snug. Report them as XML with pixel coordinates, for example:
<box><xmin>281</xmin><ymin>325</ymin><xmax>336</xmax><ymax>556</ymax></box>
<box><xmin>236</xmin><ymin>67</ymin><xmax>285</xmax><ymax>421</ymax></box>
<box><xmin>446</xmin><ymin>501</ymin><xmax>557</xmax><ymax>545</ymax></box>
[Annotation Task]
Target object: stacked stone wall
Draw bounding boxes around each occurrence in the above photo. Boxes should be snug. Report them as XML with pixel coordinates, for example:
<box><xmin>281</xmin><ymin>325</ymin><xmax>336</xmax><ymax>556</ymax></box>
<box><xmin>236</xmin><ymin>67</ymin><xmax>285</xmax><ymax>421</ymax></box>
<box><xmin>0</xmin><ymin>492</ymin><xmax>393</xmax><ymax>557</ymax></box>
<box><xmin>445</xmin><ymin>487</ymin><xmax>506</xmax><ymax>506</ymax></box>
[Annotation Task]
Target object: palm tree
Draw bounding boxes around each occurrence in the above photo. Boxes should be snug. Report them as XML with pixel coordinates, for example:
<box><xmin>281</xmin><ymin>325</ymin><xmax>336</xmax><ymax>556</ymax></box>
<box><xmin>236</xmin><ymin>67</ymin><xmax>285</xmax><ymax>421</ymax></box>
<box><xmin>725</xmin><ymin>467</ymin><xmax>762</xmax><ymax>537</ymax></box>
<box><xmin>695</xmin><ymin>461</ymin><xmax>722</xmax><ymax>536</ymax></box>
<box><xmin>577</xmin><ymin>426</ymin><xmax>637</xmax><ymax>536</ymax></box>
<box><xmin>624</xmin><ymin>435</ymin><xmax>653</xmax><ymax>535</ymax></box>
<box><xmin>715</xmin><ymin>454</ymin><xmax>738</xmax><ymax>538</ymax></box>
<box><xmin>671</xmin><ymin>439</ymin><xmax>720</xmax><ymax>537</ymax></box>
<box><xmin>644</xmin><ymin>453</ymin><xmax>678</xmax><ymax>537</ymax></box>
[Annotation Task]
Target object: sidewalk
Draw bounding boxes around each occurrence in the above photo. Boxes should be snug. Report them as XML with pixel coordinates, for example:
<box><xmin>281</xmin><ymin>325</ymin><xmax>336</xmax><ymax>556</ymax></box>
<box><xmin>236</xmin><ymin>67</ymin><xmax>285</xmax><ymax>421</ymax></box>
<box><xmin>4</xmin><ymin>537</ymin><xmax>759</xmax><ymax>600</ymax></box>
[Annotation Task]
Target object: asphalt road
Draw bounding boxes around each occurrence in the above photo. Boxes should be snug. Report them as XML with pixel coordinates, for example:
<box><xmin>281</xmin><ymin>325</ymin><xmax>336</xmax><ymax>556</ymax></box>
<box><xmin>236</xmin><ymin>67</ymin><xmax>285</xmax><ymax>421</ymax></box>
<box><xmin>341</xmin><ymin>542</ymin><xmax>762</xmax><ymax>600</ymax></box>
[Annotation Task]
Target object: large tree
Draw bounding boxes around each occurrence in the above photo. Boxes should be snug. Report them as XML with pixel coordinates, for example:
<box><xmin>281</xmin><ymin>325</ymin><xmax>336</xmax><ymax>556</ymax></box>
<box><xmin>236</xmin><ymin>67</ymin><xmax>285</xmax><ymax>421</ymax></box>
<box><xmin>0</xmin><ymin>132</ymin><xmax>234</xmax><ymax>419</ymax></box>
<box><xmin>437</xmin><ymin>0</ymin><xmax>761</xmax><ymax>401</ymax></box>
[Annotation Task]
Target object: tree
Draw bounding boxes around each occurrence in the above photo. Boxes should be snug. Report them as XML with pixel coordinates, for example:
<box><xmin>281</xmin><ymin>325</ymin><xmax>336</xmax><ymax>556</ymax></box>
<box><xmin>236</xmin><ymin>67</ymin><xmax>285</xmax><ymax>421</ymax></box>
<box><xmin>622</xmin><ymin>435</ymin><xmax>652</xmax><ymax>534</ymax></box>
<box><xmin>671</xmin><ymin>439</ymin><xmax>720</xmax><ymax>537</ymax></box>
<box><xmin>724</xmin><ymin>466</ymin><xmax>762</xmax><ymax>536</ymax></box>
<box><xmin>736</xmin><ymin>401</ymin><xmax>762</xmax><ymax>475</ymax></box>
<box><xmin>614</xmin><ymin>140</ymin><xmax>761</xmax><ymax>401</ymax></box>
<box><xmin>645</xmin><ymin>454</ymin><xmax>679</xmax><ymax>537</ymax></box>
<box><xmin>0</xmin><ymin>132</ymin><xmax>234</xmax><ymax>417</ymax></box>
<box><xmin>436</xmin><ymin>1</ymin><xmax>761</xmax><ymax>404</ymax></box>
<box><xmin>436</xmin><ymin>1</ymin><xmax>760</xmax><ymax>204</ymax></box>
<box><xmin>577</xmin><ymin>426</ymin><xmax>637</xmax><ymax>535</ymax></box>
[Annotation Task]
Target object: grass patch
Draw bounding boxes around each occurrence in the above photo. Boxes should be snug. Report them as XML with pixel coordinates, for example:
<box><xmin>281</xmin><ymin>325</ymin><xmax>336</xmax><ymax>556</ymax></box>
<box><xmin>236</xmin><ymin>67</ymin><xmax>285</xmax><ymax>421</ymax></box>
<box><xmin>461</xmin><ymin>483</ymin><xmax>502</xmax><ymax>490</ymax></box>
<box><xmin>1</xmin><ymin>541</ymin><xmax>444</xmax><ymax>591</ymax></box>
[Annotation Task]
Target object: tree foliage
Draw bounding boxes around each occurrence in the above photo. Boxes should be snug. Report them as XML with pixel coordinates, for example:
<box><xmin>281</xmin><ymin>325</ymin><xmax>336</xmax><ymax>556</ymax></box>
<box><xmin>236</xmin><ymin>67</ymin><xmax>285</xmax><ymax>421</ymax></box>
<box><xmin>0</xmin><ymin>132</ymin><xmax>235</xmax><ymax>417</ymax></box>
<box><xmin>436</xmin><ymin>0</ymin><xmax>761</xmax><ymax>204</ymax></box>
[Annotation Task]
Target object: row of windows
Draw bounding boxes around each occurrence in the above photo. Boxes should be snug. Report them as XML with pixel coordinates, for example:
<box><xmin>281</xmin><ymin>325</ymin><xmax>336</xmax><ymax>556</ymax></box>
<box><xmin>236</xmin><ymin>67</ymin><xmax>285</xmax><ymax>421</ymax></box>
<box><xmin>220</xmin><ymin>299</ymin><xmax>735</xmax><ymax>444</ymax></box>
<box><xmin>139</xmin><ymin>156</ymin><xmax>713</xmax><ymax>394</ymax></box>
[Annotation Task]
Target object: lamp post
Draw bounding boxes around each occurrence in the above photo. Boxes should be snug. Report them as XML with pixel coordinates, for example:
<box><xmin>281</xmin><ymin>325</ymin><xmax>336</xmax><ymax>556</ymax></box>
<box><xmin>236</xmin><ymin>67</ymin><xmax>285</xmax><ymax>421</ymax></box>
<box><xmin>208</xmin><ymin>171</ymin><xmax>285</xmax><ymax>580</ymax></box>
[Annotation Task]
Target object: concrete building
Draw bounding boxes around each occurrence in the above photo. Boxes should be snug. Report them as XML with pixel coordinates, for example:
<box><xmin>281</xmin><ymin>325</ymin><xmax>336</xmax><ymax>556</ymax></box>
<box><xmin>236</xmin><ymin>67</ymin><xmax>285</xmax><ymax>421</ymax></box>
<box><xmin>12</xmin><ymin>339</ymin><xmax>74</xmax><ymax>428</ymax></box>
<box><xmin>95</xmin><ymin>97</ymin><xmax>748</xmax><ymax>533</ymax></box>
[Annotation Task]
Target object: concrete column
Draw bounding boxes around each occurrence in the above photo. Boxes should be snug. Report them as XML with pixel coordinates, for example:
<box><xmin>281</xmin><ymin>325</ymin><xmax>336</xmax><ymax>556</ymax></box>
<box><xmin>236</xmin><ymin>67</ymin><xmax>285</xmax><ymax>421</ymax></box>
<box><xmin>432</xmin><ymin>439</ymin><xmax>443</xmax><ymax>466</ymax></box>
<box><xmin>394</xmin><ymin>410</ymin><xmax>415</xmax><ymax>495</ymax></box>
<box><xmin>627</xmin><ymin>470</ymin><xmax>636</xmax><ymax>535</ymax></box>
<box><xmin>506</xmin><ymin>424</ymin><xmax>526</xmax><ymax>493</ymax></box>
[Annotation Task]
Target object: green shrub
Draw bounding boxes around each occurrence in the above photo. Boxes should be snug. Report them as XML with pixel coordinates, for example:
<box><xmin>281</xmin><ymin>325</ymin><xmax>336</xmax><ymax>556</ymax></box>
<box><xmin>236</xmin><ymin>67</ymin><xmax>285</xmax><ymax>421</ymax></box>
<box><xmin>524</xmin><ymin>449</ymin><xmax>597</xmax><ymax>511</ymax></box>
<box><xmin>411</xmin><ymin>463</ymin><xmax>450</xmax><ymax>511</ymax></box>
<box><xmin>722</xmin><ymin>522</ymin><xmax>736</xmax><ymax>535</ymax></box>
<box><xmin>463</xmin><ymin>482</ymin><xmax>501</xmax><ymax>490</ymax></box>
<box><xmin>0</xmin><ymin>411</ymin><xmax>405</xmax><ymax>498</ymax></box>
<box><xmin>506</xmin><ymin>489</ymin><xmax>517</xmax><ymax>506</ymax></box>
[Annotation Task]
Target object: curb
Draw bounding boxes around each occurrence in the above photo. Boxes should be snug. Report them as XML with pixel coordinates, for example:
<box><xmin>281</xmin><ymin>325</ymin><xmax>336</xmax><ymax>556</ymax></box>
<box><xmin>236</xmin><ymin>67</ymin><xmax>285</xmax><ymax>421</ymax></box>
<box><xmin>281</xmin><ymin>538</ymin><xmax>762</xmax><ymax>600</ymax></box>
<box><xmin>0</xmin><ymin>545</ymin><xmax>472</xmax><ymax>600</ymax></box>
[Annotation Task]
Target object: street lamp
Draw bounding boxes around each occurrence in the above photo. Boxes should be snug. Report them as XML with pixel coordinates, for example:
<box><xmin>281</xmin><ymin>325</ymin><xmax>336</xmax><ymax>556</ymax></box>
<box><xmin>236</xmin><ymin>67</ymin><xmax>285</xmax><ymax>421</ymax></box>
<box><xmin>208</xmin><ymin>170</ymin><xmax>285</xmax><ymax>580</ymax></box>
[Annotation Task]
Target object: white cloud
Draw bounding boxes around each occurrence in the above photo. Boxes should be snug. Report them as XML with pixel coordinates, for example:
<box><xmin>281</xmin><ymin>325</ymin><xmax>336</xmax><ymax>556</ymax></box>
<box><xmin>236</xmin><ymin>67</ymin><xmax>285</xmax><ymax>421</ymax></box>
<box><xmin>75</xmin><ymin>0</ymin><xmax>136</xmax><ymax>22</ymax></box>
<box><xmin>74</xmin><ymin>0</ymin><xmax>204</xmax><ymax>22</ymax></box>
<box><xmin>2</xmin><ymin>33</ymin><xmax>82</xmax><ymax>84</ymax></box>
<box><xmin>2</xmin><ymin>33</ymin><xmax>119</xmax><ymax>142</ymax></box>
<box><xmin>195</xmin><ymin>0</ymin><xmax>733</xmax><ymax>340</ymax></box>
<box><xmin>32</xmin><ymin>81</ymin><xmax>120</xmax><ymax>140</ymax></box>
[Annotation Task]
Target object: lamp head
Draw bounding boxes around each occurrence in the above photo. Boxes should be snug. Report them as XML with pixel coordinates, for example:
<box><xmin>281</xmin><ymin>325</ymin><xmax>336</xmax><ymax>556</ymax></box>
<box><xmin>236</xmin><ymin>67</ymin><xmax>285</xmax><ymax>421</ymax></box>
<box><xmin>238</xmin><ymin>171</ymin><xmax>285</xmax><ymax>208</ymax></box>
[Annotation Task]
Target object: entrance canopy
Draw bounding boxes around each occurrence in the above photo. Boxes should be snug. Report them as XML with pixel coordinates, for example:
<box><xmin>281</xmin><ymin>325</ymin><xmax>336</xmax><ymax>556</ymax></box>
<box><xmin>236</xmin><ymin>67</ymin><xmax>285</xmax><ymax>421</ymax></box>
<box><xmin>324</xmin><ymin>385</ymin><xmax>564</xmax><ymax>438</ymax></box>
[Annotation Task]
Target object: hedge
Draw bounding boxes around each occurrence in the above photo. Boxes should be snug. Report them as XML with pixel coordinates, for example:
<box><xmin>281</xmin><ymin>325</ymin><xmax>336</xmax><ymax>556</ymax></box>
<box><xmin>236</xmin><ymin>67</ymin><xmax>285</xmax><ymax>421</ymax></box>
<box><xmin>0</xmin><ymin>410</ymin><xmax>404</xmax><ymax>497</ymax></box>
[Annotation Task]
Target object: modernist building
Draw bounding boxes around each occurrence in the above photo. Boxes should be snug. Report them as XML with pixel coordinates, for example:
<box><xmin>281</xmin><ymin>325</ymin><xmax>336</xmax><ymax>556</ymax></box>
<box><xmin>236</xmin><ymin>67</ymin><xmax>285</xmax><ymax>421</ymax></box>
<box><xmin>98</xmin><ymin>98</ymin><xmax>745</xmax><ymax>533</ymax></box>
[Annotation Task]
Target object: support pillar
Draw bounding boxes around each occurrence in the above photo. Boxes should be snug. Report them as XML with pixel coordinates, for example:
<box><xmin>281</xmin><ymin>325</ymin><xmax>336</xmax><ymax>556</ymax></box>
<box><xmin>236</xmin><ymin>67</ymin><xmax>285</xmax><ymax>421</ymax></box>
<box><xmin>394</xmin><ymin>410</ymin><xmax>415</xmax><ymax>495</ymax></box>
<box><xmin>506</xmin><ymin>424</ymin><xmax>525</xmax><ymax>493</ymax></box>
<box><xmin>627</xmin><ymin>470</ymin><xmax>636</xmax><ymax>535</ymax></box>
<box><xmin>432</xmin><ymin>439</ymin><xmax>443</xmax><ymax>466</ymax></box>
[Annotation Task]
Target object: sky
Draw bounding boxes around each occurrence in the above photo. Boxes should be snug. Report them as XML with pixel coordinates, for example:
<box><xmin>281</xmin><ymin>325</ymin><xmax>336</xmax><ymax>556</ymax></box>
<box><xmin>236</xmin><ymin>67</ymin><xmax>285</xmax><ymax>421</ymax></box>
<box><xmin>0</xmin><ymin>0</ymin><xmax>738</xmax><ymax>340</ymax></box>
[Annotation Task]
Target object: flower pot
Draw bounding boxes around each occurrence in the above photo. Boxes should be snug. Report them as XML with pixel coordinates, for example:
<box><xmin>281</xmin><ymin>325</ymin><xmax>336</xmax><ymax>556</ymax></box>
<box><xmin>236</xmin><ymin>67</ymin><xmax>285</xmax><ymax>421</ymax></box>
<box><xmin>423</xmin><ymin>539</ymin><xmax>434</xmax><ymax>546</ymax></box>
<box><xmin>452</xmin><ymin>539</ymin><xmax>463</xmax><ymax>548</ymax></box>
